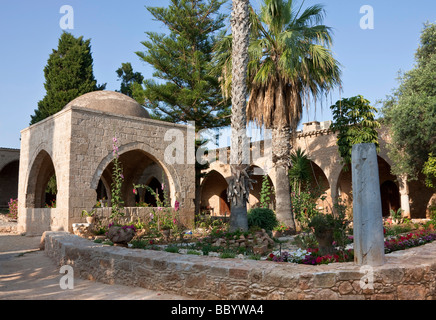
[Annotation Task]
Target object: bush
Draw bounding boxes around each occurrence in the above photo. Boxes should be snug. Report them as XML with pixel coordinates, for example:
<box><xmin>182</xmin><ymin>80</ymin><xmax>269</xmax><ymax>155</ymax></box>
<box><xmin>247</xmin><ymin>208</ymin><xmax>278</xmax><ymax>231</ymax></box>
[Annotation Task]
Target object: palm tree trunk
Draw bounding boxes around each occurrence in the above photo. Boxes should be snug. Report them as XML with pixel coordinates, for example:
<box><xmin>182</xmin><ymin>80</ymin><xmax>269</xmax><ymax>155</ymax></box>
<box><xmin>228</xmin><ymin>0</ymin><xmax>250</xmax><ymax>232</ymax></box>
<box><xmin>272</xmin><ymin>126</ymin><xmax>296</xmax><ymax>232</ymax></box>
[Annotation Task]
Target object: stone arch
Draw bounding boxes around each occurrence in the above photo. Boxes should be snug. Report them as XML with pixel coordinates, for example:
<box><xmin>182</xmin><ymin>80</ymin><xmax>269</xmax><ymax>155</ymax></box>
<box><xmin>380</xmin><ymin>180</ymin><xmax>401</xmax><ymax>217</ymax></box>
<box><xmin>200</xmin><ymin>169</ymin><xmax>230</xmax><ymax>216</ymax></box>
<box><xmin>91</xmin><ymin>142</ymin><xmax>179</xmax><ymax>207</ymax></box>
<box><xmin>92</xmin><ymin>147</ymin><xmax>172</xmax><ymax>208</ymax></box>
<box><xmin>0</xmin><ymin>160</ymin><xmax>19</xmax><ymax>209</ymax></box>
<box><xmin>305</xmin><ymin>160</ymin><xmax>332</xmax><ymax>213</ymax></box>
<box><xmin>25</xmin><ymin>150</ymin><xmax>57</xmax><ymax>208</ymax></box>
<box><xmin>335</xmin><ymin>155</ymin><xmax>400</xmax><ymax>216</ymax></box>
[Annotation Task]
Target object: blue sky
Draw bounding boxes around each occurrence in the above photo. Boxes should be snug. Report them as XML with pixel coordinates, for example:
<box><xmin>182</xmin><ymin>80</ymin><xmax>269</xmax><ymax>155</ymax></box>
<box><xmin>0</xmin><ymin>0</ymin><xmax>435</xmax><ymax>149</ymax></box>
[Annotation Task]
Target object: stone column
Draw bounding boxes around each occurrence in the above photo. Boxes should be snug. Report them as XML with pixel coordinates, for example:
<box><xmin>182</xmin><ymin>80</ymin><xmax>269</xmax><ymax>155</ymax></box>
<box><xmin>398</xmin><ymin>175</ymin><xmax>411</xmax><ymax>218</ymax></box>
<box><xmin>352</xmin><ymin>143</ymin><xmax>385</xmax><ymax>266</ymax></box>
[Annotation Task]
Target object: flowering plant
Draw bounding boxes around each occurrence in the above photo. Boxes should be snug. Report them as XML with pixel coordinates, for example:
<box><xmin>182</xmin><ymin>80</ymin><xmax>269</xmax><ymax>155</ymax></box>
<box><xmin>108</xmin><ymin>222</ymin><xmax>137</xmax><ymax>232</ymax></box>
<box><xmin>267</xmin><ymin>248</ymin><xmax>310</xmax><ymax>263</ymax></box>
<box><xmin>7</xmin><ymin>198</ymin><xmax>18</xmax><ymax>220</ymax></box>
<box><xmin>133</xmin><ymin>181</ymin><xmax>181</xmax><ymax>231</ymax></box>
<box><xmin>384</xmin><ymin>229</ymin><xmax>436</xmax><ymax>253</ymax></box>
<box><xmin>267</xmin><ymin>247</ymin><xmax>354</xmax><ymax>265</ymax></box>
<box><xmin>110</xmin><ymin>136</ymin><xmax>125</xmax><ymax>221</ymax></box>
<box><xmin>273</xmin><ymin>223</ymin><xmax>290</xmax><ymax>232</ymax></box>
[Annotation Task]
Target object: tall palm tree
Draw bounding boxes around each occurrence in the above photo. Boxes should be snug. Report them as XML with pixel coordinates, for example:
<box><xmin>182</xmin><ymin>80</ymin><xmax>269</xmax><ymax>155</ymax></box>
<box><xmin>227</xmin><ymin>0</ymin><xmax>252</xmax><ymax>232</ymax></box>
<box><xmin>214</xmin><ymin>0</ymin><xmax>341</xmax><ymax>231</ymax></box>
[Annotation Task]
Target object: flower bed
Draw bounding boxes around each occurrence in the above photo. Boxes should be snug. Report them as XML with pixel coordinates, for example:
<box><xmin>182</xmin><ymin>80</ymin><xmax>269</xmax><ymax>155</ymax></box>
<box><xmin>265</xmin><ymin>228</ymin><xmax>436</xmax><ymax>266</ymax></box>
<box><xmin>384</xmin><ymin>229</ymin><xmax>436</xmax><ymax>253</ymax></box>
<box><xmin>266</xmin><ymin>247</ymin><xmax>354</xmax><ymax>265</ymax></box>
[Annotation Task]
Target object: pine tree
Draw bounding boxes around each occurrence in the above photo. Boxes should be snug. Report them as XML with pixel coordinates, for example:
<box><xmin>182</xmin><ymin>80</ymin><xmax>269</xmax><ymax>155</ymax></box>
<box><xmin>134</xmin><ymin>0</ymin><xmax>231</xmax><ymax>216</ymax></box>
<box><xmin>116</xmin><ymin>62</ymin><xmax>144</xmax><ymax>98</ymax></box>
<box><xmin>134</xmin><ymin>0</ymin><xmax>231</xmax><ymax>130</ymax></box>
<box><xmin>30</xmin><ymin>32</ymin><xmax>106</xmax><ymax>125</ymax></box>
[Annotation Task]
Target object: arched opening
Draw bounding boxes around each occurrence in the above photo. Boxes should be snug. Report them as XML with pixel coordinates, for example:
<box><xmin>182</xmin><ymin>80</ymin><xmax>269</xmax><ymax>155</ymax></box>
<box><xmin>380</xmin><ymin>180</ymin><xmax>400</xmax><ymax>217</ymax></box>
<box><xmin>138</xmin><ymin>177</ymin><xmax>165</xmax><ymax>207</ymax></box>
<box><xmin>306</xmin><ymin>160</ymin><xmax>331</xmax><ymax>213</ymax></box>
<box><xmin>200</xmin><ymin>170</ymin><xmax>230</xmax><ymax>216</ymax></box>
<box><xmin>26</xmin><ymin>150</ymin><xmax>57</xmax><ymax>208</ymax></box>
<box><xmin>0</xmin><ymin>160</ymin><xmax>19</xmax><ymax>209</ymax></box>
<box><xmin>336</xmin><ymin>156</ymin><xmax>400</xmax><ymax>217</ymax></box>
<box><xmin>95</xmin><ymin>149</ymin><xmax>169</xmax><ymax>208</ymax></box>
<box><xmin>219</xmin><ymin>189</ymin><xmax>231</xmax><ymax>216</ymax></box>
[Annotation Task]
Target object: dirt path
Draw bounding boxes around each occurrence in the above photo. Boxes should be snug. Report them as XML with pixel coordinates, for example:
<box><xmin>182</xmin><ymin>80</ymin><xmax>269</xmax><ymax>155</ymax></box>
<box><xmin>0</xmin><ymin>232</ymin><xmax>190</xmax><ymax>300</ymax></box>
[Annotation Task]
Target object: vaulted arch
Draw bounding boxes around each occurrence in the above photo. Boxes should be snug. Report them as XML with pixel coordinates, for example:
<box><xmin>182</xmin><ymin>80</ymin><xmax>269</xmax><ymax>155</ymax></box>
<box><xmin>25</xmin><ymin>150</ymin><xmax>57</xmax><ymax>208</ymax></box>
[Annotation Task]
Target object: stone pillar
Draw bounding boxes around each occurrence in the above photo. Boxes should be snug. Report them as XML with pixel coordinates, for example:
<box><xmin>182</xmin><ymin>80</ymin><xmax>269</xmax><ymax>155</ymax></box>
<box><xmin>398</xmin><ymin>175</ymin><xmax>411</xmax><ymax>218</ymax></box>
<box><xmin>352</xmin><ymin>143</ymin><xmax>385</xmax><ymax>266</ymax></box>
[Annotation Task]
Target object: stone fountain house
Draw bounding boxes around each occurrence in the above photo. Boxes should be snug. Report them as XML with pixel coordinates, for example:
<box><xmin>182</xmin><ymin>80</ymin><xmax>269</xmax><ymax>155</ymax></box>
<box><xmin>16</xmin><ymin>91</ymin><xmax>196</xmax><ymax>235</ymax></box>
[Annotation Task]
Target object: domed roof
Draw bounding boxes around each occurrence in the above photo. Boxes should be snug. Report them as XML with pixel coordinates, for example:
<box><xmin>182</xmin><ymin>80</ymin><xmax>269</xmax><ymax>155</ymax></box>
<box><xmin>65</xmin><ymin>91</ymin><xmax>150</xmax><ymax>118</ymax></box>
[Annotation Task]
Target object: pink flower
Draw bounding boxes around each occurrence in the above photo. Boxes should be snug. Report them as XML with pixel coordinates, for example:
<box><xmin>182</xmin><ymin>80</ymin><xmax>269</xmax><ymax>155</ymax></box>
<box><xmin>133</xmin><ymin>188</ymin><xmax>137</xmax><ymax>195</ymax></box>
<box><xmin>174</xmin><ymin>200</ymin><xmax>180</xmax><ymax>211</ymax></box>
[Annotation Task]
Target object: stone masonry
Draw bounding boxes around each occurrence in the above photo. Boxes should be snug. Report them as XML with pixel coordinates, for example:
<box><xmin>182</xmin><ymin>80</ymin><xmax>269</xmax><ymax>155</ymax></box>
<box><xmin>44</xmin><ymin>231</ymin><xmax>436</xmax><ymax>300</ymax></box>
<box><xmin>17</xmin><ymin>91</ymin><xmax>196</xmax><ymax>235</ymax></box>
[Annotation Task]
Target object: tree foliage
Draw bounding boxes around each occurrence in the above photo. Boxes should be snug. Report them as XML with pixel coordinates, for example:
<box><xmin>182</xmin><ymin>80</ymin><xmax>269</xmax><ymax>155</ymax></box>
<box><xmin>213</xmin><ymin>0</ymin><xmax>341</xmax><ymax>230</ymax></box>
<box><xmin>213</xmin><ymin>0</ymin><xmax>341</xmax><ymax>131</ymax></box>
<box><xmin>330</xmin><ymin>95</ymin><xmax>380</xmax><ymax>165</ymax></box>
<box><xmin>382</xmin><ymin>22</ymin><xmax>436</xmax><ymax>181</ymax></box>
<box><xmin>30</xmin><ymin>32</ymin><xmax>105</xmax><ymax>125</ymax></box>
<box><xmin>116</xmin><ymin>62</ymin><xmax>144</xmax><ymax>98</ymax></box>
<box><xmin>133</xmin><ymin>0</ymin><xmax>231</xmax><ymax>130</ymax></box>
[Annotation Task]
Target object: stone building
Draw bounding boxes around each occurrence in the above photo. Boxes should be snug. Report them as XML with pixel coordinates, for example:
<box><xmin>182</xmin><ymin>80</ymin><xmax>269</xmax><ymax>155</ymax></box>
<box><xmin>1</xmin><ymin>91</ymin><xmax>434</xmax><ymax>235</ymax></box>
<box><xmin>15</xmin><ymin>91</ymin><xmax>195</xmax><ymax>235</ymax></box>
<box><xmin>201</xmin><ymin>121</ymin><xmax>436</xmax><ymax>220</ymax></box>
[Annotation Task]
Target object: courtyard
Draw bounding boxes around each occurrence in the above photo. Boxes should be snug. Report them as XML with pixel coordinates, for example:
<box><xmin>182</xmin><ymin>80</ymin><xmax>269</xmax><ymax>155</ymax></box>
<box><xmin>1</xmin><ymin>0</ymin><xmax>436</xmax><ymax>305</ymax></box>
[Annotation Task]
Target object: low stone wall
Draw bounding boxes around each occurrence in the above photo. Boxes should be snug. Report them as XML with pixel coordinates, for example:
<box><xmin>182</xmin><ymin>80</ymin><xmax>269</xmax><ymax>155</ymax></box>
<box><xmin>44</xmin><ymin>232</ymin><xmax>436</xmax><ymax>300</ymax></box>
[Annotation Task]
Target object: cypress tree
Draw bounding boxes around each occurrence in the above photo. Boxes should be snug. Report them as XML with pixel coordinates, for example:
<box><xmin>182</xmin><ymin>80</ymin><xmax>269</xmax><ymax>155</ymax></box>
<box><xmin>30</xmin><ymin>32</ymin><xmax>106</xmax><ymax>125</ymax></box>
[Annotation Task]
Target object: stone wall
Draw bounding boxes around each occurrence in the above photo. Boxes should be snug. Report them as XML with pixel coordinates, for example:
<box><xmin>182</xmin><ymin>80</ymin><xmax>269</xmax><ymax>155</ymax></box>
<box><xmin>44</xmin><ymin>232</ymin><xmax>436</xmax><ymax>300</ymax></box>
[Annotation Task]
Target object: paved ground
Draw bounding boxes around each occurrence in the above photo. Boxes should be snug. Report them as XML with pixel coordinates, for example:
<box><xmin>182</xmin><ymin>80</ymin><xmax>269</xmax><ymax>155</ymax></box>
<box><xmin>0</xmin><ymin>217</ymin><xmax>190</xmax><ymax>300</ymax></box>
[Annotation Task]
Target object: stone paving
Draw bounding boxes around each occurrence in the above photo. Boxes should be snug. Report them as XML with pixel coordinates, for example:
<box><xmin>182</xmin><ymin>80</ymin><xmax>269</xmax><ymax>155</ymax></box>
<box><xmin>0</xmin><ymin>216</ymin><xmax>190</xmax><ymax>300</ymax></box>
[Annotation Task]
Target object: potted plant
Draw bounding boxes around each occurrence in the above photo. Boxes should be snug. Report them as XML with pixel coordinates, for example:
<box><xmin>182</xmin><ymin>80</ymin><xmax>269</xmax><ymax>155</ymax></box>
<box><xmin>308</xmin><ymin>213</ymin><xmax>336</xmax><ymax>255</ymax></box>
<box><xmin>272</xmin><ymin>223</ymin><xmax>288</xmax><ymax>238</ymax></box>
<box><xmin>107</xmin><ymin>223</ymin><xmax>136</xmax><ymax>246</ymax></box>
<box><xmin>81</xmin><ymin>209</ymin><xmax>96</xmax><ymax>224</ymax></box>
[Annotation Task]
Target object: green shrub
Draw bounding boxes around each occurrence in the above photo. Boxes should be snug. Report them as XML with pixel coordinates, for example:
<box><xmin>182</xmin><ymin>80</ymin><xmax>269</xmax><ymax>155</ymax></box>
<box><xmin>247</xmin><ymin>208</ymin><xmax>278</xmax><ymax>231</ymax></box>
<box><xmin>164</xmin><ymin>245</ymin><xmax>179</xmax><ymax>253</ymax></box>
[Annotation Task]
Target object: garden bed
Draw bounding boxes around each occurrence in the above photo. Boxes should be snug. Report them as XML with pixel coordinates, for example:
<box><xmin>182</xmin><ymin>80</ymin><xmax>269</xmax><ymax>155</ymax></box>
<box><xmin>71</xmin><ymin>220</ymin><xmax>436</xmax><ymax>267</ymax></box>
<box><xmin>44</xmin><ymin>230</ymin><xmax>436</xmax><ymax>300</ymax></box>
